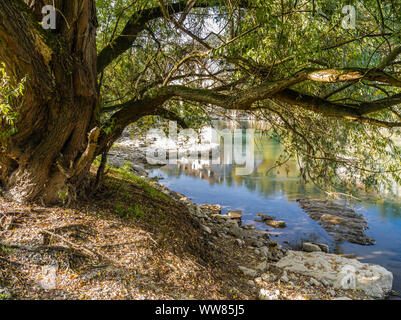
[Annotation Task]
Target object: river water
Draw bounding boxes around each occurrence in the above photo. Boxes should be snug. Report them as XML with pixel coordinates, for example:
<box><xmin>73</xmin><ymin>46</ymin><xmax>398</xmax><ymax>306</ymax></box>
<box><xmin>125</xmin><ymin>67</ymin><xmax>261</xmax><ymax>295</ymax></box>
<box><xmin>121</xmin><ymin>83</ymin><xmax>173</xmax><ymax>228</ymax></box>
<box><xmin>147</xmin><ymin>120</ymin><xmax>401</xmax><ymax>296</ymax></box>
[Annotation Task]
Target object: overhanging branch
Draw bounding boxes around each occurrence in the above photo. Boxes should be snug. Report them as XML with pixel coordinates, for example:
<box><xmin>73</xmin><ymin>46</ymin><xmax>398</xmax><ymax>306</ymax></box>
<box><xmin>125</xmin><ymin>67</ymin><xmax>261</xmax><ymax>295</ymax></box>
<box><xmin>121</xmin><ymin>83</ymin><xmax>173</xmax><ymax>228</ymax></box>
<box><xmin>97</xmin><ymin>0</ymin><xmax>210</xmax><ymax>74</ymax></box>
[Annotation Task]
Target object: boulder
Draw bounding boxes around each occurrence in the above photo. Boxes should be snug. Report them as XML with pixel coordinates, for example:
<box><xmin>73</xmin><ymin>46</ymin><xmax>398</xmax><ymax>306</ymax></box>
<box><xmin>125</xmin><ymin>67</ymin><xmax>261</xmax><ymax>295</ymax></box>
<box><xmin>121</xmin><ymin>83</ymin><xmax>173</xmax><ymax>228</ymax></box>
<box><xmin>235</xmin><ymin>239</ymin><xmax>245</xmax><ymax>246</ymax></box>
<box><xmin>259</xmin><ymin>246</ymin><xmax>270</xmax><ymax>257</ymax></box>
<box><xmin>228</xmin><ymin>225</ymin><xmax>244</xmax><ymax>239</ymax></box>
<box><xmin>275</xmin><ymin>251</ymin><xmax>393</xmax><ymax>299</ymax></box>
<box><xmin>241</xmin><ymin>224</ymin><xmax>256</xmax><ymax>230</ymax></box>
<box><xmin>211</xmin><ymin>214</ymin><xmax>231</xmax><ymax>222</ymax></box>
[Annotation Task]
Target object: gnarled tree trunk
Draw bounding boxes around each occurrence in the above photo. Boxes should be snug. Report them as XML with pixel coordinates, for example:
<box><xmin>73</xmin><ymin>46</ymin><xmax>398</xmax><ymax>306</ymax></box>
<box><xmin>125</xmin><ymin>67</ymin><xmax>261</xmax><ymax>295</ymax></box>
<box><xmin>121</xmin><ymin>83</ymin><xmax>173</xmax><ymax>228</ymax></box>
<box><xmin>0</xmin><ymin>0</ymin><xmax>99</xmax><ymax>204</ymax></box>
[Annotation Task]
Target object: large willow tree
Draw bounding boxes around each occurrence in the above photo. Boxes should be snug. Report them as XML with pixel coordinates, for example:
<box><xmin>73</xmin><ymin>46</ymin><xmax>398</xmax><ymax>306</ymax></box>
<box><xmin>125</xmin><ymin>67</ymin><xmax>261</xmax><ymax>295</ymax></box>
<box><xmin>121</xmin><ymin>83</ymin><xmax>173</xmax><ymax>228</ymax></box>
<box><xmin>0</xmin><ymin>0</ymin><xmax>400</xmax><ymax>203</ymax></box>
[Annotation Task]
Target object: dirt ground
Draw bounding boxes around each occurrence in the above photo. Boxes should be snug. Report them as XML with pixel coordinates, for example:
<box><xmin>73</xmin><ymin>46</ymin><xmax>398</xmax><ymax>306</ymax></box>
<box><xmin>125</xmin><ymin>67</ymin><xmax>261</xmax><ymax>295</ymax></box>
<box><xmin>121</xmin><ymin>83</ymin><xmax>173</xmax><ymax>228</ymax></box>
<box><xmin>0</xmin><ymin>166</ymin><xmax>370</xmax><ymax>300</ymax></box>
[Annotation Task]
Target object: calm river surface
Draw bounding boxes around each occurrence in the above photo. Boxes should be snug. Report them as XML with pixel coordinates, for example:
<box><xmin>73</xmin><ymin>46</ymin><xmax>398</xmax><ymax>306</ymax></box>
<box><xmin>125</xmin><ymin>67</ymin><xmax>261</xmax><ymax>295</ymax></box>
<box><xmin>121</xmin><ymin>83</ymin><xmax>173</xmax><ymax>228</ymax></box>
<box><xmin>148</xmin><ymin>121</ymin><xmax>401</xmax><ymax>296</ymax></box>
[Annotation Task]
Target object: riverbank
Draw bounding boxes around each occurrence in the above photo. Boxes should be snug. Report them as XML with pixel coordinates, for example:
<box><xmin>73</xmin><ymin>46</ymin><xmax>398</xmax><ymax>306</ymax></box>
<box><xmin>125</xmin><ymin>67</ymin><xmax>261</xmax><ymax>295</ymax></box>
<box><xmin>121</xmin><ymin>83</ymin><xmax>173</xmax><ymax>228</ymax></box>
<box><xmin>0</xmin><ymin>163</ymin><xmax>392</xmax><ymax>300</ymax></box>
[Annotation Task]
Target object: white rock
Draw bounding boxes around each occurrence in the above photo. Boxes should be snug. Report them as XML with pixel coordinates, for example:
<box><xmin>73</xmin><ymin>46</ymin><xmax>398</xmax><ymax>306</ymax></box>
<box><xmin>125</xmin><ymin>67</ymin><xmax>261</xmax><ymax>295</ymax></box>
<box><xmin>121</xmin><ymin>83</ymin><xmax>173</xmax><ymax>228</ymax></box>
<box><xmin>259</xmin><ymin>288</ymin><xmax>280</xmax><ymax>300</ymax></box>
<box><xmin>275</xmin><ymin>251</ymin><xmax>393</xmax><ymax>299</ymax></box>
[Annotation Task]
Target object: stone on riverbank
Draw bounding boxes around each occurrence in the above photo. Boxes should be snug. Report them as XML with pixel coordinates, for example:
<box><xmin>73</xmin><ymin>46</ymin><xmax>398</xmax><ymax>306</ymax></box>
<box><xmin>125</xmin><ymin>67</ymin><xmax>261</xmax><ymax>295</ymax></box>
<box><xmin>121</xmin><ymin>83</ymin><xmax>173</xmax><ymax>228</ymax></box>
<box><xmin>275</xmin><ymin>251</ymin><xmax>393</xmax><ymax>299</ymax></box>
<box><xmin>200</xmin><ymin>204</ymin><xmax>222</xmax><ymax>215</ymax></box>
<box><xmin>227</xmin><ymin>210</ymin><xmax>242</xmax><ymax>222</ymax></box>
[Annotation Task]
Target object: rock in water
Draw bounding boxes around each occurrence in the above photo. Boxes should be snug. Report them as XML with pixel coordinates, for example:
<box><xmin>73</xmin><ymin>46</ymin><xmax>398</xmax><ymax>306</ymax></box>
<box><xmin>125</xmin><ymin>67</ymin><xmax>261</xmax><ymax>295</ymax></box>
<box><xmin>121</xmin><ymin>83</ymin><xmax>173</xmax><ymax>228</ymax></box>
<box><xmin>275</xmin><ymin>251</ymin><xmax>393</xmax><ymax>299</ymax></box>
<box><xmin>297</xmin><ymin>199</ymin><xmax>375</xmax><ymax>245</ymax></box>
<box><xmin>265</xmin><ymin>220</ymin><xmax>286</xmax><ymax>228</ymax></box>
<box><xmin>303</xmin><ymin>242</ymin><xmax>329</xmax><ymax>253</ymax></box>
<box><xmin>302</xmin><ymin>242</ymin><xmax>322</xmax><ymax>252</ymax></box>
<box><xmin>257</xmin><ymin>213</ymin><xmax>276</xmax><ymax>221</ymax></box>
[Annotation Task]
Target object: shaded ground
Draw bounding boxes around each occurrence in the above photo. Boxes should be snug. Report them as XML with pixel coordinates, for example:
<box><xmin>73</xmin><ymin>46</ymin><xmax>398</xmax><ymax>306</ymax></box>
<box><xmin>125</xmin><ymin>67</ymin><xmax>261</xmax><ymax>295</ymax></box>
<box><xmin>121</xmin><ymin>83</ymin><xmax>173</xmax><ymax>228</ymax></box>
<box><xmin>0</xmin><ymin>166</ymin><xmax>372</xmax><ymax>300</ymax></box>
<box><xmin>0</xmin><ymin>167</ymin><xmax>258</xmax><ymax>300</ymax></box>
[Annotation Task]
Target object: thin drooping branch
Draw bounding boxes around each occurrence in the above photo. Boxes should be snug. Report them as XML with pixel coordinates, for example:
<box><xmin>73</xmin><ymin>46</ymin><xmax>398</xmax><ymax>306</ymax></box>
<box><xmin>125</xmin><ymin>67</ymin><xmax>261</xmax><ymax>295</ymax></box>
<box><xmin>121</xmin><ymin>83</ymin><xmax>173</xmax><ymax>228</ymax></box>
<box><xmin>376</xmin><ymin>45</ymin><xmax>401</xmax><ymax>69</ymax></box>
<box><xmin>97</xmin><ymin>0</ymin><xmax>209</xmax><ymax>74</ymax></box>
<box><xmin>97</xmin><ymin>0</ymin><xmax>252</xmax><ymax>74</ymax></box>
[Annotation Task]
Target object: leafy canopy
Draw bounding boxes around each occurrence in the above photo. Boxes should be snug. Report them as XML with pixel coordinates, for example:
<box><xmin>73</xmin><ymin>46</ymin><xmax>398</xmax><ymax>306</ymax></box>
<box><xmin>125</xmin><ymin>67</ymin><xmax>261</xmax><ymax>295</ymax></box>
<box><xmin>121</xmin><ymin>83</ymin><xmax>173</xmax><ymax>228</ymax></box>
<box><xmin>95</xmin><ymin>0</ymin><xmax>401</xmax><ymax>197</ymax></box>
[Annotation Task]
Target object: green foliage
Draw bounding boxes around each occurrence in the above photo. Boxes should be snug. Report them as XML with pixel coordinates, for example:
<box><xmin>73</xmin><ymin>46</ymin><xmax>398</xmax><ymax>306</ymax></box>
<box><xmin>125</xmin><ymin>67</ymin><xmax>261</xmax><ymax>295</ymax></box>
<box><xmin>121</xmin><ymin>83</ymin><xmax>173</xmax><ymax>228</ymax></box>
<box><xmin>0</xmin><ymin>245</ymin><xmax>14</xmax><ymax>255</ymax></box>
<box><xmin>57</xmin><ymin>186</ymin><xmax>69</xmax><ymax>205</ymax></box>
<box><xmin>95</xmin><ymin>159</ymin><xmax>171</xmax><ymax>201</ymax></box>
<box><xmin>114</xmin><ymin>202</ymin><xmax>146</xmax><ymax>219</ymax></box>
<box><xmin>0</xmin><ymin>292</ymin><xmax>11</xmax><ymax>300</ymax></box>
<box><xmin>94</xmin><ymin>0</ymin><xmax>401</xmax><ymax>197</ymax></box>
<box><xmin>0</xmin><ymin>63</ymin><xmax>26</xmax><ymax>142</ymax></box>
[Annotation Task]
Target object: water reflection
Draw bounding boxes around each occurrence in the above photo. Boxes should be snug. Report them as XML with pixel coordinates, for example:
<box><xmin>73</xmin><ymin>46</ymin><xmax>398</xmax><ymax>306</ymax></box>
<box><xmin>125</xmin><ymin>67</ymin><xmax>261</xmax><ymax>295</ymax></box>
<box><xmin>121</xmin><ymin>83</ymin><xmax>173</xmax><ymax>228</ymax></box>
<box><xmin>149</xmin><ymin>120</ymin><xmax>401</xmax><ymax>295</ymax></box>
<box><xmin>157</xmin><ymin>127</ymin><xmax>322</xmax><ymax>201</ymax></box>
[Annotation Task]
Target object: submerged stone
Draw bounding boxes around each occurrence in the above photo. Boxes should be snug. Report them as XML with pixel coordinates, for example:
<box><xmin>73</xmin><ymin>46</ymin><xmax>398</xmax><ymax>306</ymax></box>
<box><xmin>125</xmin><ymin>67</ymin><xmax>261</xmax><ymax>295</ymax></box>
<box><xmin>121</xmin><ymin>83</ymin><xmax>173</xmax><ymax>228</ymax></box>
<box><xmin>265</xmin><ymin>220</ymin><xmax>286</xmax><ymax>228</ymax></box>
<box><xmin>297</xmin><ymin>199</ymin><xmax>375</xmax><ymax>245</ymax></box>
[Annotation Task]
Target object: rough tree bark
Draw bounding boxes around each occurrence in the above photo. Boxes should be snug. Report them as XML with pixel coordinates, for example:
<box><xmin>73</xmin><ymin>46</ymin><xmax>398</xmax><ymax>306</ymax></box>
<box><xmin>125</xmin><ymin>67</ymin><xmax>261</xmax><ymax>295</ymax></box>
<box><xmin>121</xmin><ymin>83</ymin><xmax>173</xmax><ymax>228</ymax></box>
<box><xmin>0</xmin><ymin>0</ymin><xmax>99</xmax><ymax>204</ymax></box>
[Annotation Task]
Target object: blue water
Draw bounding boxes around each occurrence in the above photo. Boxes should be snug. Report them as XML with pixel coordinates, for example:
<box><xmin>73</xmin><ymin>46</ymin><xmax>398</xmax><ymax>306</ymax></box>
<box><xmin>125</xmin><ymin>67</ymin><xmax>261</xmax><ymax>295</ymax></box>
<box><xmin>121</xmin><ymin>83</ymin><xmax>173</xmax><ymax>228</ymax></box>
<box><xmin>148</xmin><ymin>131</ymin><xmax>401</xmax><ymax>297</ymax></box>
